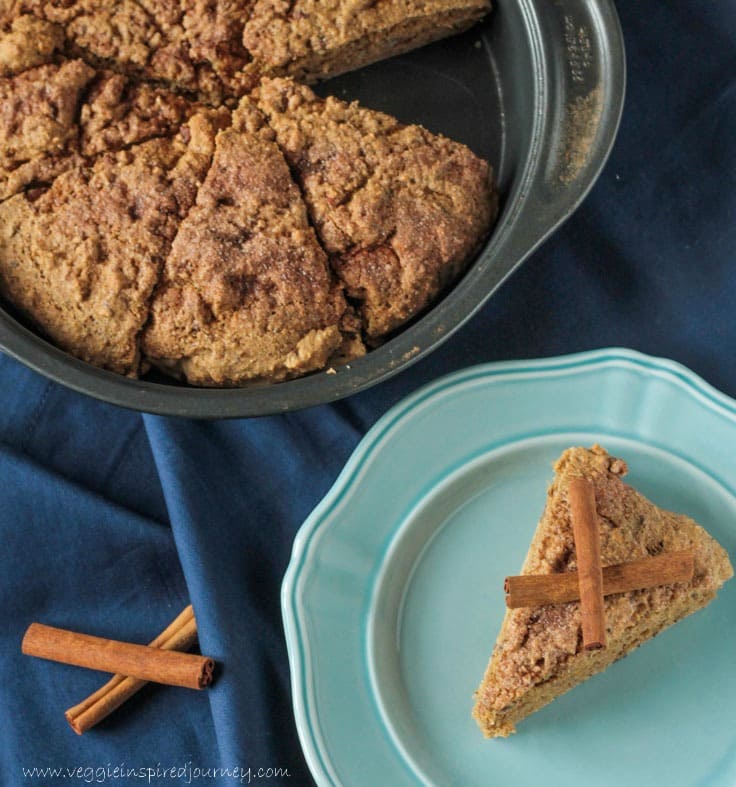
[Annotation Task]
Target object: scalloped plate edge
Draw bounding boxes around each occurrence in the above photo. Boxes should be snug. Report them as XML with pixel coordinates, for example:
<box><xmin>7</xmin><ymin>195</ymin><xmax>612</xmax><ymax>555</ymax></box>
<box><xmin>281</xmin><ymin>347</ymin><xmax>736</xmax><ymax>786</ymax></box>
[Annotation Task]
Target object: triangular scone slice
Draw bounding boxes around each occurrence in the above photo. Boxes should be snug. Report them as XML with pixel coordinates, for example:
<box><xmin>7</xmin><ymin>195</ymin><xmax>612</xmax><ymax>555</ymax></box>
<box><xmin>254</xmin><ymin>77</ymin><xmax>497</xmax><ymax>342</ymax></box>
<box><xmin>243</xmin><ymin>0</ymin><xmax>490</xmax><ymax>84</ymax></box>
<box><xmin>473</xmin><ymin>445</ymin><xmax>733</xmax><ymax>738</ymax></box>
<box><xmin>142</xmin><ymin>97</ymin><xmax>362</xmax><ymax>386</ymax></box>
<box><xmin>0</xmin><ymin>110</ymin><xmax>224</xmax><ymax>375</ymax></box>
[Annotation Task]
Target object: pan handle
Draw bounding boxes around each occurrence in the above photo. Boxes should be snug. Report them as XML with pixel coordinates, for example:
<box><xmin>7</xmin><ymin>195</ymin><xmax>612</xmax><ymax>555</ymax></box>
<box><xmin>496</xmin><ymin>0</ymin><xmax>626</xmax><ymax>267</ymax></box>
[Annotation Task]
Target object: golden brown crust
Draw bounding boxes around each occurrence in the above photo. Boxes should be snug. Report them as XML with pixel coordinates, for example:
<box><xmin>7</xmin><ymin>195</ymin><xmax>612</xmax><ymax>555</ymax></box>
<box><xmin>254</xmin><ymin>77</ymin><xmax>497</xmax><ymax>340</ymax></box>
<box><xmin>142</xmin><ymin>97</ymin><xmax>359</xmax><ymax>386</ymax></box>
<box><xmin>0</xmin><ymin>4</ymin><xmax>496</xmax><ymax>384</ymax></box>
<box><xmin>472</xmin><ymin>445</ymin><xmax>733</xmax><ymax>738</ymax></box>
<box><xmin>18</xmin><ymin>0</ymin><xmax>259</xmax><ymax>102</ymax></box>
<box><xmin>0</xmin><ymin>14</ymin><xmax>63</xmax><ymax>75</ymax></box>
<box><xmin>0</xmin><ymin>59</ymin><xmax>95</xmax><ymax>200</ymax></box>
<box><xmin>0</xmin><ymin>114</ymin><xmax>219</xmax><ymax>375</ymax></box>
<box><xmin>79</xmin><ymin>72</ymin><xmax>205</xmax><ymax>157</ymax></box>
<box><xmin>0</xmin><ymin>49</ymin><xmax>213</xmax><ymax>202</ymax></box>
<box><xmin>244</xmin><ymin>0</ymin><xmax>490</xmax><ymax>82</ymax></box>
<box><xmin>13</xmin><ymin>0</ymin><xmax>489</xmax><ymax>100</ymax></box>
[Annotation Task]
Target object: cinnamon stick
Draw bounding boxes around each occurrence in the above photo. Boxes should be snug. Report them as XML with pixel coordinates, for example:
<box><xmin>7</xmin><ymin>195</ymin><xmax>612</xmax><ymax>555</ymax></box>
<box><xmin>22</xmin><ymin>622</ymin><xmax>214</xmax><ymax>691</ymax></box>
<box><xmin>65</xmin><ymin>605</ymin><xmax>199</xmax><ymax>735</ymax></box>
<box><xmin>505</xmin><ymin>550</ymin><xmax>695</xmax><ymax>608</ymax></box>
<box><xmin>568</xmin><ymin>477</ymin><xmax>606</xmax><ymax>649</ymax></box>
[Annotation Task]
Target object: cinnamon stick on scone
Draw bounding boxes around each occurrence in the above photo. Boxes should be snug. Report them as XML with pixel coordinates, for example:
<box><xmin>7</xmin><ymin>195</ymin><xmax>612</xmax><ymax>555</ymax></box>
<box><xmin>568</xmin><ymin>477</ymin><xmax>607</xmax><ymax>649</ymax></box>
<box><xmin>504</xmin><ymin>550</ymin><xmax>695</xmax><ymax>608</ymax></box>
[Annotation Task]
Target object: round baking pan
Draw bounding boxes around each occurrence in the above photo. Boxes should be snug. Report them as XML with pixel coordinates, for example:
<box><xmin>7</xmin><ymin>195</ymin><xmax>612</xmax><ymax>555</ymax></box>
<box><xmin>0</xmin><ymin>0</ymin><xmax>625</xmax><ymax>418</ymax></box>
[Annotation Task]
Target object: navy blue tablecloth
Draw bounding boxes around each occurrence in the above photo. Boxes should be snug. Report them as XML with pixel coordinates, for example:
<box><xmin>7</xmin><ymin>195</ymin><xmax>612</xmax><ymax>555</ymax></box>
<box><xmin>2</xmin><ymin>2</ymin><xmax>735</xmax><ymax>785</ymax></box>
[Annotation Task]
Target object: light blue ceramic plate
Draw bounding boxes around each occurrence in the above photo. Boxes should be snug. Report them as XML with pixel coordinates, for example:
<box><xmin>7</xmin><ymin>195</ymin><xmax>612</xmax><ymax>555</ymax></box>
<box><xmin>282</xmin><ymin>349</ymin><xmax>736</xmax><ymax>787</ymax></box>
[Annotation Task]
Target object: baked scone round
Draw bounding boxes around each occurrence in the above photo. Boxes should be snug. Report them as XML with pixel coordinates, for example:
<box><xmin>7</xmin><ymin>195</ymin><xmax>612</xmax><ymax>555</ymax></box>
<box><xmin>0</xmin><ymin>5</ymin><xmax>498</xmax><ymax>386</ymax></box>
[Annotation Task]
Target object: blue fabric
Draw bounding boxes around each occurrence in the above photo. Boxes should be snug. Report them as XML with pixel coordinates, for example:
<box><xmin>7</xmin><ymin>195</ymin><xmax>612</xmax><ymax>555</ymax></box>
<box><xmin>2</xmin><ymin>1</ymin><xmax>735</xmax><ymax>785</ymax></box>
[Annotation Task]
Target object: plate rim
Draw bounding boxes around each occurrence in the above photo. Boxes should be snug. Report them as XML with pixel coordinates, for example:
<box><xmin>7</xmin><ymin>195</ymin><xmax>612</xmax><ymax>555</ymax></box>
<box><xmin>281</xmin><ymin>347</ymin><xmax>736</xmax><ymax>786</ymax></box>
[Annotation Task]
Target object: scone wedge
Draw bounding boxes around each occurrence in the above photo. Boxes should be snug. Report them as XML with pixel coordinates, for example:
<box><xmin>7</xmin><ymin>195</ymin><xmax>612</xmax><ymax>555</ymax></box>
<box><xmin>0</xmin><ymin>110</ymin><xmax>224</xmax><ymax>375</ymax></box>
<box><xmin>472</xmin><ymin>445</ymin><xmax>733</xmax><ymax>738</ymax></box>
<box><xmin>254</xmin><ymin>77</ymin><xmax>497</xmax><ymax>342</ymax></box>
<box><xmin>142</xmin><ymin>97</ymin><xmax>361</xmax><ymax>386</ymax></box>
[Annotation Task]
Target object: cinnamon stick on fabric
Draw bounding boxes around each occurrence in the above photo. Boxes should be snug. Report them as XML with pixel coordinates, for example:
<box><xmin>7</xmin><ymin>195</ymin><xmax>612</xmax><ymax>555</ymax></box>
<box><xmin>65</xmin><ymin>605</ymin><xmax>199</xmax><ymax>735</ymax></box>
<box><xmin>505</xmin><ymin>550</ymin><xmax>695</xmax><ymax>608</ymax></box>
<box><xmin>22</xmin><ymin>622</ymin><xmax>214</xmax><ymax>690</ymax></box>
<box><xmin>568</xmin><ymin>477</ymin><xmax>606</xmax><ymax>649</ymax></box>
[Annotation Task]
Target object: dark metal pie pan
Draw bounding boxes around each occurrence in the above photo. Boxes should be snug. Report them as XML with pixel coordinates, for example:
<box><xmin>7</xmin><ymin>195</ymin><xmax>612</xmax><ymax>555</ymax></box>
<box><xmin>0</xmin><ymin>0</ymin><xmax>625</xmax><ymax>417</ymax></box>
